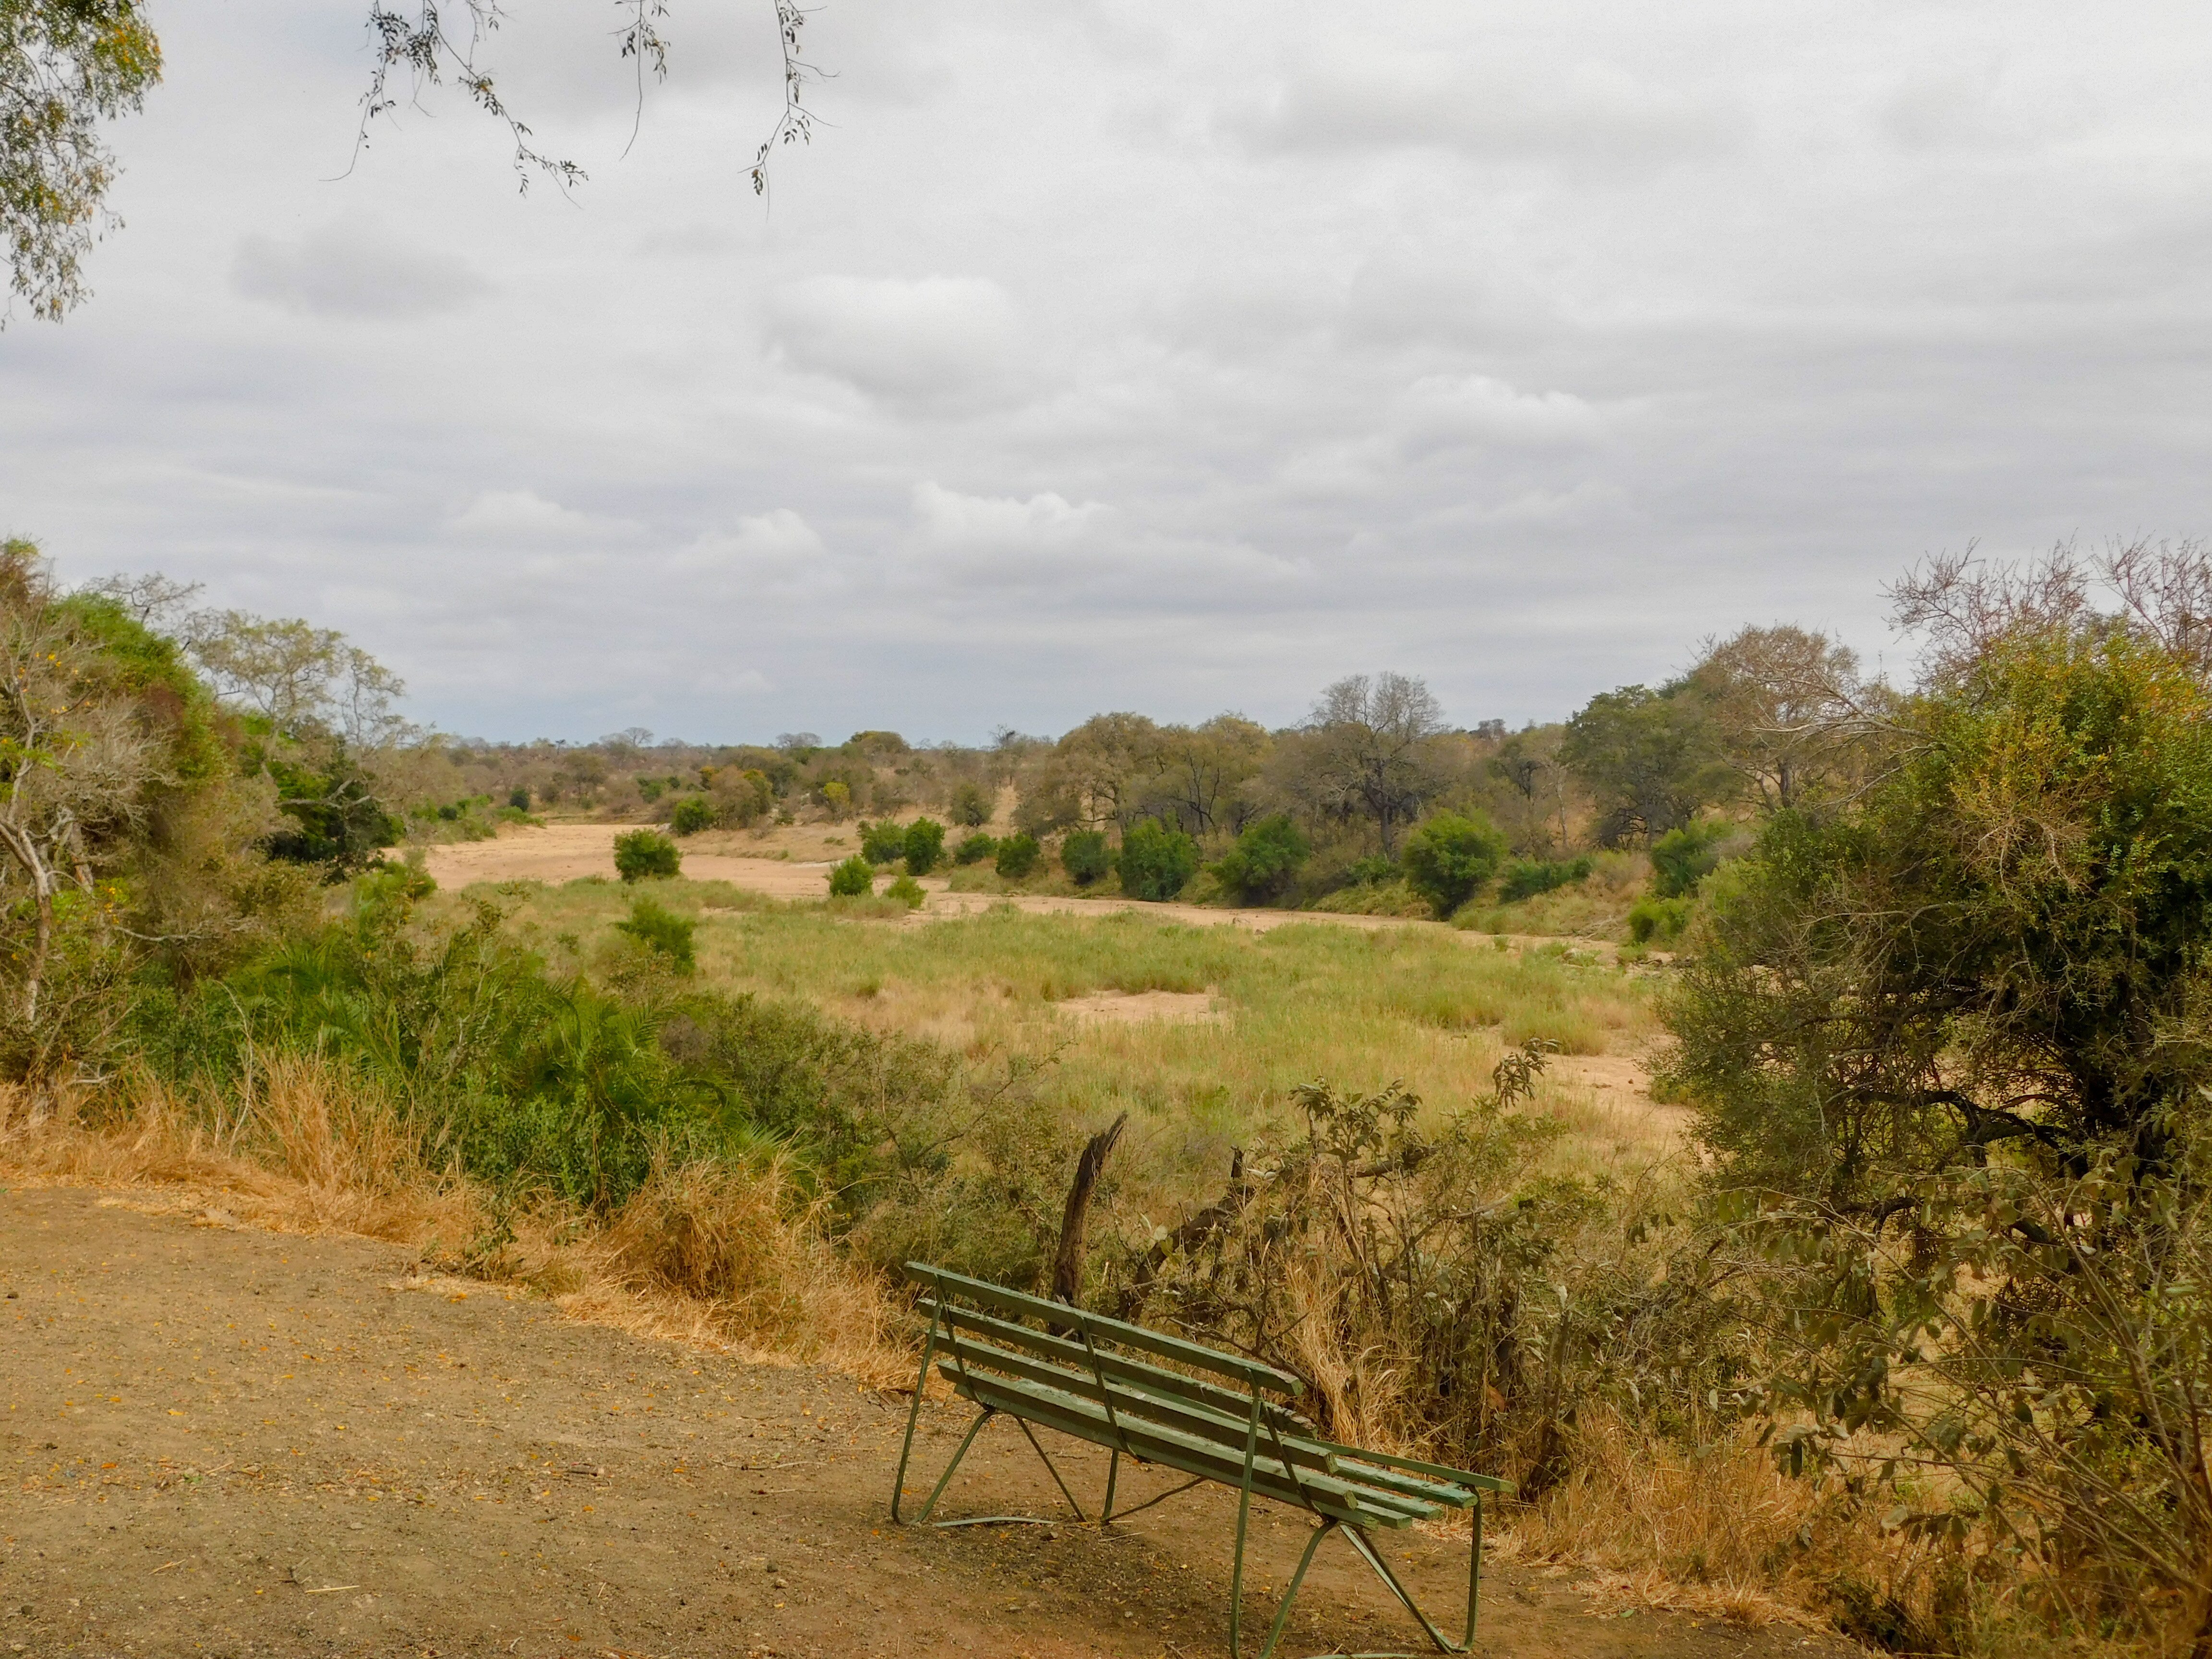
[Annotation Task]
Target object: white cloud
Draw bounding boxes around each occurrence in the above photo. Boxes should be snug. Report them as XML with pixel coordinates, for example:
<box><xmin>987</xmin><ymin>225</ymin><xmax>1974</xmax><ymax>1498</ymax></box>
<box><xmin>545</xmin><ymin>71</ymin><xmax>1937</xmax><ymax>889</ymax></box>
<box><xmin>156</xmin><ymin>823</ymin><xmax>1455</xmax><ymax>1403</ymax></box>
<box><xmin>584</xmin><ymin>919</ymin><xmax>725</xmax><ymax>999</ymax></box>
<box><xmin>912</xmin><ymin>481</ymin><xmax>1106</xmax><ymax>551</ymax></box>
<box><xmin>231</xmin><ymin>224</ymin><xmax>490</xmax><ymax>319</ymax></box>
<box><xmin>765</xmin><ymin>276</ymin><xmax>1028</xmax><ymax>410</ymax></box>
<box><xmin>1396</xmin><ymin>375</ymin><xmax>1607</xmax><ymax>451</ymax></box>
<box><xmin>447</xmin><ymin>491</ymin><xmax>644</xmax><ymax>541</ymax></box>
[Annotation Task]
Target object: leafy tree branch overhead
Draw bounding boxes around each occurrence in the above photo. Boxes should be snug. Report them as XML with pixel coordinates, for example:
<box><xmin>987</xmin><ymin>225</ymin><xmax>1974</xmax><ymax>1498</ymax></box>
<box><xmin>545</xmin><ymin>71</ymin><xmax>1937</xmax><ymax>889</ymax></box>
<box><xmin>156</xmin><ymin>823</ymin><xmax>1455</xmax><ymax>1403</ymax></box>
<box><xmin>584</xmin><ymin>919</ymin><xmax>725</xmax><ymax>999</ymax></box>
<box><xmin>0</xmin><ymin>0</ymin><xmax>818</xmax><ymax>325</ymax></box>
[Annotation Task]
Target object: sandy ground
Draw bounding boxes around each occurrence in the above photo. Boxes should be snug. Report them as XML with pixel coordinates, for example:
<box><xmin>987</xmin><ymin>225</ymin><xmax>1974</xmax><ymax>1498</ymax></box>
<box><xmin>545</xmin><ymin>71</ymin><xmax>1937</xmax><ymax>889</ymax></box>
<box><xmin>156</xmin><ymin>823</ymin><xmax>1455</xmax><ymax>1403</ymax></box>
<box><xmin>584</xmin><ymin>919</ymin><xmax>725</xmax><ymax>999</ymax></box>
<box><xmin>1</xmin><ymin>1186</ymin><xmax>1851</xmax><ymax>1659</ymax></box>
<box><xmin>420</xmin><ymin>825</ymin><xmax>1627</xmax><ymax>957</ymax></box>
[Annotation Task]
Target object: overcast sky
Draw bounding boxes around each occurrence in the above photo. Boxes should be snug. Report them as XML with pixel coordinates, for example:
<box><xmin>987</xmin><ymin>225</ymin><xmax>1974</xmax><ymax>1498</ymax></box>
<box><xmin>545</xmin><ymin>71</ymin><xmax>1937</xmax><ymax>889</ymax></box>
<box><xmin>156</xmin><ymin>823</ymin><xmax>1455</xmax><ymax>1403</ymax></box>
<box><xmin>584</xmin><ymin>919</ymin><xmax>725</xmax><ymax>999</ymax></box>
<box><xmin>4</xmin><ymin>1</ymin><xmax>2208</xmax><ymax>743</ymax></box>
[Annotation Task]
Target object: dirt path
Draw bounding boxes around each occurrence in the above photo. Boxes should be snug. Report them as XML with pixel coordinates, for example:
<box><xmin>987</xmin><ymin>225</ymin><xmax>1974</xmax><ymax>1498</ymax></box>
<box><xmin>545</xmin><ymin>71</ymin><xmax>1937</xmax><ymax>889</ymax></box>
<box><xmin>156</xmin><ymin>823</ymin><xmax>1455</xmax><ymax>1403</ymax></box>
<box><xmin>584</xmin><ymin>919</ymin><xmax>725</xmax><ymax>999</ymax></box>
<box><xmin>421</xmin><ymin>825</ymin><xmax>1626</xmax><ymax>960</ymax></box>
<box><xmin>0</xmin><ymin>1187</ymin><xmax>1845</xmax><ymax>1659</ymax></box>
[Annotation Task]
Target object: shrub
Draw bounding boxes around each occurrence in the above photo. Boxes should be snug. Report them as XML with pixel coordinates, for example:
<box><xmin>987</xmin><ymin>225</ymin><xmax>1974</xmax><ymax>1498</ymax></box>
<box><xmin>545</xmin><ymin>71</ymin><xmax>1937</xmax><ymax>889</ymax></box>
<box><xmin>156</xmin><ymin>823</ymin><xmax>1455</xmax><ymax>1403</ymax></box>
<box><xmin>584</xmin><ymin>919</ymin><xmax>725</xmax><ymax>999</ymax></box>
<box><xmin>1210</xmin><ymin>814</ymin><xmax>1310</xmax><ymax>904</ymax></box>
<box><xmin>859</xmin><ymin>819</ymin><xmax>906</xmax><ymax>864</ymax></box>
<box><xmin>1400</xmin><ymin>811</ymin><xmax>1509</xmax><ymax>917</ymax></box>
<box><xmin>1649</xmin><ymin>818</ymin><xmax>1730</xmax><ymax>898</ymax></box>
<box><xmin>820</xmin><ymin>780</ymin><xmax>851</xmax><ymax>820</ymax></box>
<box><xmin>670</xmin><ymin>796</ymin><xmax>716</xmax><ymax>837</ymax></box>
<box><xmin>902</xmin><ymin>817</ymin><xmax>947</xmax><ymax>876</ymax></box>
<box><xmin>1061</xmin><ymin>829</ymin><xmax>1112</xmax><ymax>886</ymax></box>
<box><xmin>638</xmin><ymin>778</ymin><xmax>665</xmax><ymax>804</ymax></box>
<box><xmin>615</xmin><ymin>897</ymin><xmax>697</xmax><ymax>973</ymax></box>
<box><xmin>994</xmin><ymin>832</ymin><xmax>1040</xmax><ymax>880</ymax></box>
<box><xmin>1118</xmin><ymin>819</ymin><xmax>1199</xmax><ymax>902</ymax></box>
<box><xmin>613</xmin><ymin>830</ymin><xmax>681</xmax><ymax>883</ymax></box>
<box><xmin>1499</xmin><ymin>854</ymin><xmax>1594</xmax><ymax>904</ymax></box>
<box><xmin>884</xmin><ymin>874</ymin><xmax>926</xmax><ymax>910</ymax></box>
<box><xmin>507</xmin><ymin>787</ymin><xmax>531</xmax><ymax>811</ymax></box>
<box><xmin>827</xmin><ymin>855</ymin><xmax>875</xmax><ymax>898</ymax></box>
<box><xmin>953</xmin><ymin>832</ymin><xmax>998</xmax><ymax>866</ymax></box>
<box><xmin>1347</xmin><ymin>854</ymin><xmax>1397</xmax><ymax>887</ymax></box>
<box><xmin>948</xmin><ymin>781</ymin><xmax>991</xmax><ymax>828</ymax></box>
<box><xmin>1626</xmin><ymin>894</ymin><xmax>1692</xmax><ymax>943</ymax></box>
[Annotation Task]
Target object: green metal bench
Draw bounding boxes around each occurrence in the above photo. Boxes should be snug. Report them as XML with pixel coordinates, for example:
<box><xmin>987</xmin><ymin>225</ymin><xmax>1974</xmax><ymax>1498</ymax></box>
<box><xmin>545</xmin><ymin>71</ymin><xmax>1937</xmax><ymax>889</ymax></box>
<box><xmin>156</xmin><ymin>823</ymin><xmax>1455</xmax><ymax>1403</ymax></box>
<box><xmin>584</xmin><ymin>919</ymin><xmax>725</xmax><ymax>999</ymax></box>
<box><xmin>890</xmin><ymin>1262</ymin><xmax>1513</xmax><ymax>1659</ymax></box>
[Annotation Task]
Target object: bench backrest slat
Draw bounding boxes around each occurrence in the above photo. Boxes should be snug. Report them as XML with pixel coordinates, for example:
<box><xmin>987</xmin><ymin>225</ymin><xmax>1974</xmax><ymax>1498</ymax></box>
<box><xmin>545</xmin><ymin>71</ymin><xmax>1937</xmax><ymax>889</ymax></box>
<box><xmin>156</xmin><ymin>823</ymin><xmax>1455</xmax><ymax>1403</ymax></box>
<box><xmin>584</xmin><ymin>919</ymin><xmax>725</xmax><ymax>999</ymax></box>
<box><xmin>932</xmin><ymin>1329</ymin><xmax>1344</xmax><ymax>1484</ymax></box>
<box><xmin>905</xmin><ymin>1262</ymin><xmax>1301</xmax><ymax>1396</ymax></box>
<box><xmin>920</xmin><ymin>1299</ymin><xmax>1310</xmax><ymax>1436</ymax></box>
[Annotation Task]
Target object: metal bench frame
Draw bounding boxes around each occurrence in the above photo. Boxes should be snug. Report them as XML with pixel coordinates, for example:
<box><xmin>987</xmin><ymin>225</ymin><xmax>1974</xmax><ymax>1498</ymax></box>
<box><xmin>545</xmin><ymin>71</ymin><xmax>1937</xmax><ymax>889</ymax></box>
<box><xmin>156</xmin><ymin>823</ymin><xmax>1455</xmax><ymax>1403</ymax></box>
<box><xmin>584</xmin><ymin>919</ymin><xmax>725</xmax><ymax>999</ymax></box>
<box><xmin>890</xmin><ymin>1263</ymin><xmax>1512</xmax><ymax>1659</ymax></box>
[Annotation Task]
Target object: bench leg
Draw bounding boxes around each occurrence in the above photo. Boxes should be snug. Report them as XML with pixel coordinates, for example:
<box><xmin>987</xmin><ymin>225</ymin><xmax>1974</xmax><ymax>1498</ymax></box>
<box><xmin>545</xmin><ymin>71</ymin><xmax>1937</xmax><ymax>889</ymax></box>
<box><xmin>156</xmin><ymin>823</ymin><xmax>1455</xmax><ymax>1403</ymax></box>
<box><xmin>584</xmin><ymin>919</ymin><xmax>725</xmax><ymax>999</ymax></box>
<box><xmin>908</xmin><ymin>1406</ymin><xmax>997</xmax><ymax>1525</ymax></box>
<box><xmin>1338</xmin><ymin>1505</ymin><xmax>1482</xmax><ymax>1656</ymax></box>
<box><xmin>1250</xmin><ymin>1517</ymin><xmax>1337</xmax><ymax>1659</ymax></box>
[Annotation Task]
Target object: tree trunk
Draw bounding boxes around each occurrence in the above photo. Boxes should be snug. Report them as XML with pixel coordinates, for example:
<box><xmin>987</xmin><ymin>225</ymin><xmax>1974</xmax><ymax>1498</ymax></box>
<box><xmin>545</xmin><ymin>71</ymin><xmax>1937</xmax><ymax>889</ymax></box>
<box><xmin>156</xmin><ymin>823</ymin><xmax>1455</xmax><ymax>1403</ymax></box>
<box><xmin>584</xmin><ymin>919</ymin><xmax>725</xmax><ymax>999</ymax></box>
<box><xmin>1051</xmin><ymin>1111</ymin><xmax>1128</xmax><ymax>1310</ymax></box>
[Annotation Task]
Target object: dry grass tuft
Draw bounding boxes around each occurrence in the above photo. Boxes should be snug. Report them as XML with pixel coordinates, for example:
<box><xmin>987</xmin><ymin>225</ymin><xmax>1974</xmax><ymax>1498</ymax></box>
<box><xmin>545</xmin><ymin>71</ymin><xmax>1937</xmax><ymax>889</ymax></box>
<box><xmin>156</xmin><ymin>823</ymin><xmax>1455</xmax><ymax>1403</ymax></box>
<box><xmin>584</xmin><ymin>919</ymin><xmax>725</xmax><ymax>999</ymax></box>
<box><xmin>0</xmin><ymin>1060</ymin><xmax>909</xmax><ymax>1388</ymax></box>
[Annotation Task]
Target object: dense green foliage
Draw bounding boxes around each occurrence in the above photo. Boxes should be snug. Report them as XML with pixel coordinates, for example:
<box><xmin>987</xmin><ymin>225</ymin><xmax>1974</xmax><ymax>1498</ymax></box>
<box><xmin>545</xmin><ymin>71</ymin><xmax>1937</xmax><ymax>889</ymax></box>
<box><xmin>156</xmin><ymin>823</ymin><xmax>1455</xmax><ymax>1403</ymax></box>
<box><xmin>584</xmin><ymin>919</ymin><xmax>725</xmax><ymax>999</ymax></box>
<box><xmin>826</xmin><ymin>854</ymin><xmax>874</xmax><ymax>897</ymax></box>
<box><xmin>1667</xmin><ymin>564</ymin><xmax>2212</xmax><ymax>1651</ymax></box>
<box><xmin>669</xmin><ymin>795</ymin><xmax>715</xmax><ymax>836</ymax></box>
<box><xmin>859</xmin><ymin>819</ymin><xmax>906</xmax><ymax>864</ymax></box>
<box><xmin>993</xmin><ymin>832</ymin><xmax>1039</xmax><ymax>879</ymax></box>
<box><xmin>1400</xmin><ymin>811</ymin><xmax>1508</xmax><ymax>917</ymax></box>
<box><xmin>1117</xmin><ymin>819</ymin><xmax>1199</xmax><ymax>901</ymax></box>
<box><xmin>953</xmin><ymin>832</ymin><xmax>997</xmax><ymax>866</ymax></box>
<box><xmin>1648</xmin><ymin>818</ymin><xmax>1728</xmax><ymax>898</ymax></box>
<box><xmin>901</xmin><ymin>817</ymin><xmax>946</xmax><ymax>876</ymax></box>
<box><xmin>1561</xmin><ymin>684</ymin><xmax>1727</xmax><ymax>845</ymax></box>
<box><xmin>884</xmin><ymin>873</ymin><xmax>925</xmax><ymax>909</ymax></box>
<box><xmin>1060</xmin><ymin>829</ymin><xmax>1111</xmax><ymax>886</ymax></box>
<box><xmin>1498</xmin><ymin>854</ymin><xmax>1591</xmax><ymax>903</ymax></box>
<box><xmin>614</xmin><ymin>896</ymin><xmax>696</xmax><ymax>973</ymax></box>
<box><xmin>613</xmin><ymin>830</ymin><xmax>679</xmax><ymax>883</ymax></box>
<box><xmin>1209</xmin><ymin>813</ymin><xmax>1310</xmax><ymax>903</ymax></box>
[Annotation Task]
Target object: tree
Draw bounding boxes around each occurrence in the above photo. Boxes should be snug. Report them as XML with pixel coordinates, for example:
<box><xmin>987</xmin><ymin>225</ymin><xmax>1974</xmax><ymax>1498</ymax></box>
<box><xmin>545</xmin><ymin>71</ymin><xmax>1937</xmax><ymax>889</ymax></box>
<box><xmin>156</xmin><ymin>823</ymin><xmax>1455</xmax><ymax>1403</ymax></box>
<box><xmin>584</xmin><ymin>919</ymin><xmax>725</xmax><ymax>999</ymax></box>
<box><xmin>901</xmin><ymin>817</ymin><xmax>945</xmax><ymax>876</ymax></box>
<box><xmin>4</xmin><ymin>0</ymin><xmax>816</xmax><ymax>325</ymax></box>
<box><xmin>1559</xmin><ymin>684</ymin><xmax>1727</xmax><ymax>844</ymax></box>
<box><xmin>182</xmin><ymin>610</ymin><xmax>411</xmax><ymax>748</ymax></box>
<box><xmin>993</xmin><ymin>832</ymin><xmax>1038</xmax><ymax>880</ymax></box>
<box><xmin>1117</xmin><ymin>819</ymin><xmax>1197</xmax><ymax>902</ymax></box>
<box><xmin>1486</xmin><ymin>726</ymin><xmax>1573</xmax><ymax>856</ymax></box>
<box><xmin>613</xmin><ymin>829</ymin><xmax>679</xmax><ymax>883</ymax></box>
<box><xmin>1209</xmin><ymin>813</ymin><xmax>1309</xmax><ymax>904</ymax></box>
<box><xmin>1668</xmin><ymin>547</ymin><xmax>2212</xmax><ymax>1647</ymax></box>
<box><xmin>1284</xmin><ymin>673</ymin><xmax>1448</xmax><ymax>855</ymax></box>
<box><xmin>1689</xmin><ymin>625</ymin><xmax>1872</xmax><ymax>813</ymax></box>
<box><xmin>1143</xmin><ymin>715</ymin><xmax>1270</xmax><ymax>835</ymax></box>
<box><xmin>826</xmin><ymin>854</ymin><xmax>873</xmax><ymax>897</ymax></box>
<box><xmin>947</xmin><ymin>780</ymin><xmax>991</xmax><ymax>828</ymax></box>
<box><xmin>670</xmin><ymin>795</ymin><xmax>714</xmax><ymax>836</ymax></box>
<box><xmin>1060</xmin><ymin>829</ymin><xmax>1111</xmax><ymax>886</ymax></box>
<box><xmin>0</xmin><ymin>0</ymin><xmax>159</xmax><ymax>324</ymax></box>
<box><xmin>1400</xmin><ymin>811</ymin><xmax>1508</xmax><ymax>918</ymax></box>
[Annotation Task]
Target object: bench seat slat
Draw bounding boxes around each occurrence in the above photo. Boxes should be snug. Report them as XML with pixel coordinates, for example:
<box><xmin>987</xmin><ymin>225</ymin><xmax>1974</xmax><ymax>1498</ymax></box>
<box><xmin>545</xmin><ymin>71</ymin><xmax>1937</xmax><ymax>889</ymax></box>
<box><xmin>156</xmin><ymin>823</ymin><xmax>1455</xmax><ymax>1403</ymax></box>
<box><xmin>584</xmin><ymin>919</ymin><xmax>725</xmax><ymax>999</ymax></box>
<box><xmin>931</xmin><ymin>1329</ymin><xmax>1469</xmax><ymax>1520</ymax></box>
<box><xmin>937</xmin><ymin>1360</ymin><xmax>1446</xmax><ymax>1527</ymax></box>
<box><xmin>942</xmin><ymin>1365</ymin><xmax>1418</xmax><ymax>1530</ymax></box>
<box><xmin>907</xmin><ymin>1262</ymin><xmax>1301</xmax><ymax>1395</ymax></box>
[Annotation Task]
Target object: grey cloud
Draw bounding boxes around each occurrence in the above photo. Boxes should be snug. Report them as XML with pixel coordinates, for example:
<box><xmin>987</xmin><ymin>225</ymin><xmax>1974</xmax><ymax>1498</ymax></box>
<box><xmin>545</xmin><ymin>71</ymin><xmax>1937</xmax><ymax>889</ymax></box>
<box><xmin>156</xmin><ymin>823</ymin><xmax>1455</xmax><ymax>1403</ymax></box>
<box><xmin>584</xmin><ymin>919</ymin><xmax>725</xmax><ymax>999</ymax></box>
<box><xmin>1231</xmin><ymin>57</ymin><xmax>1749</xmax><ymax>174</ymax></box>
<box><xmin>231</xmin><ymin>224</ymin><xmax>490</xmax><ymax>319</ymax></box>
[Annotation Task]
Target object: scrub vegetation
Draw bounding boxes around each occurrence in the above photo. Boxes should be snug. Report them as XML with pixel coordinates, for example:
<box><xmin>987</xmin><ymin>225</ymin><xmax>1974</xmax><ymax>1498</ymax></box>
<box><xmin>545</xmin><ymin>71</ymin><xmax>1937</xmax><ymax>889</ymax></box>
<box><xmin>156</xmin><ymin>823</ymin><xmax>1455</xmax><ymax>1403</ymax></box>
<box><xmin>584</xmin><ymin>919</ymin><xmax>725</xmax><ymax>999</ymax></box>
<box><xmin>5</xmin><ymin>532</ymin><xmax>2212</xmax><ymax>1659</ymax></box>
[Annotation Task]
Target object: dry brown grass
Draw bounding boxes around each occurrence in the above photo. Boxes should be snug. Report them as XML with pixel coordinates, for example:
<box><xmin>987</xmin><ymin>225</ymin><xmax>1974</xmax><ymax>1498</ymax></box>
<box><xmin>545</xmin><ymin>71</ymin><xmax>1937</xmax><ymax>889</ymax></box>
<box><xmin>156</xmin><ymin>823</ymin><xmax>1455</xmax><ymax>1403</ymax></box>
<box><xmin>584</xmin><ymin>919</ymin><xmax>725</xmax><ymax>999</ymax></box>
<box><xmin>0</xmin><ymin>1058</ymin><xmax>909</xmax><ymax>1388</ymax></box>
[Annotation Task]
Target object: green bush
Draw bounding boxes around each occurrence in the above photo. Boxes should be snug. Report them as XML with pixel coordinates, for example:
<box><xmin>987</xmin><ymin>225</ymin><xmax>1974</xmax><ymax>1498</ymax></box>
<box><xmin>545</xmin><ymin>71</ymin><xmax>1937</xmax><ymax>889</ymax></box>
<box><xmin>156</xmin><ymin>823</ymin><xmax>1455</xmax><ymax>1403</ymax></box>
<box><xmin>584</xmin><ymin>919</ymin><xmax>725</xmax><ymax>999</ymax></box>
<box><xmin>948</xmin><ymin>781</ymin><xmax>992</xmax><ymax>828</ymax></box>
<box><xmin>613</xmin><ymin>830</ymin><xmax>680</xmax><ymax>883</ymax></box>
<box><xmin>994</xmin><ymin>832</ymin><xmax>1040</xmax><ymax>880</ymax></box>
<box><xmin>1061</xmin><ymin>829</ymin><xmax>1113</xmax><ymax>886</ymax></box>
<box><xmin>507</xmin><ymin>787</ymin><xmax>530</xmax><ymax>811</ymax></box>
<box><xmin>1626</xmin><ymin>894</ymin><xmax>1692</xmax><ymax>943</ymax></box>
<box><xmin>953</xmin><ymin>832</ymin><xmax>998</xmax><ymax>866</ymax></box>
<box><xmin>1347</xmin><ymin>854</ymin><xmax>1397</xmax><ymax>887</ymax></box>
<box><xmin>1401</xmin><ymin>812</ymin><xmax>1509</xmax><ymax>918</ymax></box>
<box><xmin>885</xmin><ymin>874</ymin><xmax>926</xmax><ymax>910</ymax></box>
<box><xmin>859</xmin><ymin>819</ymin><xmax>906</xmax><ymax>864</ymax></box>
<box><xmin>902</xmin><ymin>817</ymin><xmax>947</xmax><ymax>876</ymax></box>
<box><xmin>669</xmin><ymin>795</ymin><xmax>716</xmax><ymax>837</ymax></box>
<box><xmin>1499</xmin><ymin>854</ymin><xmax>1594</xmax><ymax>904</ymax></box>
<box><xmin>1649</xmin><ymin>818</ymin><xmax>1730</xmax><ymax>898</ymax></box>
<box><xmin>827</xmin><ymin>855</ymin><xmax>875</xmax><ymax>898</ymax></box>
<box><xmin>1118</xmin><ymin>819</ymin><xmax>1199</xmax><ymax>902</ymax></box>
<box><xmin>615</xmin><ymin>896</ymin><xmax>697</xmax><ymax>973</ymax></box>
<box><xmin>1210</xmin><ymin>814</ymin><xmax>1310</xmax><ymax>904</ymax></box>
